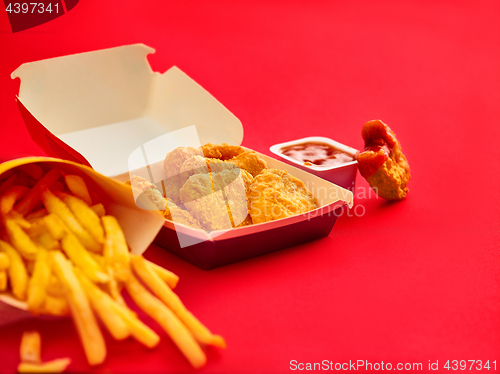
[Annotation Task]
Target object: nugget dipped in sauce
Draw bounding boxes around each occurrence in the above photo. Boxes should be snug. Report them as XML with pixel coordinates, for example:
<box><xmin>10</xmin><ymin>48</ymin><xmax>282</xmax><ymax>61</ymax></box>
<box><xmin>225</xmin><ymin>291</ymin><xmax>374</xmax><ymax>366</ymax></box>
<box><xmin>356</xmin><ymin>120</ymin><xmax>411</xmax><ymax>200</ymax></box>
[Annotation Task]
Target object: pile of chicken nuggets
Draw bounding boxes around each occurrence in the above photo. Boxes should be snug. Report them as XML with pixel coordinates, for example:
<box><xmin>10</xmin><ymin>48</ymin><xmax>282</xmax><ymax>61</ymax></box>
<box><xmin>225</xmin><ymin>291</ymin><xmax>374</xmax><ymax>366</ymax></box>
<box><xmin>129</xmin><ymin>144</ymin><xmax>318</xmax><ymax>231</ymax></box>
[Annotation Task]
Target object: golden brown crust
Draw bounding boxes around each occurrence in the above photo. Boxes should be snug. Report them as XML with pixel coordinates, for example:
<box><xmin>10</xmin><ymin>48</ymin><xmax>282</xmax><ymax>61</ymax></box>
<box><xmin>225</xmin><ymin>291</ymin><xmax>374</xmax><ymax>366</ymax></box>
<box><xmin>227</xmin><ymin>152</ymin><xmax>268</xmax><ymax>177</ymax></box>
<box><xmin>248</xmin><ymin>169</ymin><xmax>317</xmax><ymax>224</ymax></box>
<box><xmin>201</xmin><ymin>143</ymin><xmax>245</xmax><ymax>160</ymax></box>
<box><xmin>180</xmin><ymin>174</ymin><xmax>233</xmax><ymax>231</ymax></box>
<box><xmin>366</xmin><ymin>142</ymin><xmax>411</xmax><ymax>200</ymax></box>
<box><xmin>167</xmin><ymin>203</ymin><xmax>205</xmax><ymax>230</ymax></box>
<box><xmin>163</xmin><ymin>147</ymin><xmax>203</xmax><ymax>204</ymax></box>
<box><xmin>356</xmin><ymin>120</ymin><xmax>411</xmax><ymax>200</ymax></box>
<box><xmin>212</xmin><ymin>169</ymin><xmax>250</xmax><ymax>228</ymax></box>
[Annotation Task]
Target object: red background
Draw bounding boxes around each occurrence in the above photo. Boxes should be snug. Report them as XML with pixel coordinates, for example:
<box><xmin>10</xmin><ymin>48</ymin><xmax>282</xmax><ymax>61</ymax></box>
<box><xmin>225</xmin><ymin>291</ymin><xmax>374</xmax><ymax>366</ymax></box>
<box><xmin>0</xmin><ymin>1</ymin><xmax>499</xmax><ymax>373</ymax></box>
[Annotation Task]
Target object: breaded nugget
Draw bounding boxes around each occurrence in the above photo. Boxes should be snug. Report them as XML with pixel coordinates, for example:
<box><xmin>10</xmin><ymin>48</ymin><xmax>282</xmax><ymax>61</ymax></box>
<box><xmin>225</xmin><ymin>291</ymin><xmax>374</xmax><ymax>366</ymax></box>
<box><xmin>180</xmin><ymin>155</ymin><xmax>210</xmax><ymax>176</ymax></box>
<box><xmin>356</xmin><ymin>120</ymin><xmax>411</xmax><ymax>200</ymax></box>
<box><xmin>248</xmin><ymin>169</ymin><xmax>317</xmax><ymax>224</ymax></box>
<box><xmin>128</xmin><ymin>175</ymin><xmax>167</xmax><ymax>212</ymax></box>
<box><xmin>227</xmin><ymin>152</ymin><xmax>268</xmax><ymax>177</ymax></box>
<box><xmin>128</xmin><ymin>175</ymin><xmax>203</xmax><ymax>228</ymax></box>
<box><xmin>180</xmin><ymin>174</ymin><xmax>233</xmax><ymax>231</ymax></box>
<box><xmin>201</xmin><ymin>143</ymin><xmax>245</xmax><ymax>160</ymax></box>
<box><xmin>168</xmin><ymin>201</ymin><xmax>204</xmax><ymax>230</ymax></box>
<box><xmin>163</xmin><ymin>147</ymin><xmax>203</xmax><ymax>204</ymax></box>
<box><xmin>181</xmin><ymin>155</ymin><xmax>254</xmax><ymax>191</ymax></box>
<box><xmin>163</xmin><ymin>147</ymin><xmax>202</xmax><ymax>177</ymax></box>
<box><xmin>212</xmin><ymin>169</ymin><xmax>251</xmax><ymax>227</ymax></box>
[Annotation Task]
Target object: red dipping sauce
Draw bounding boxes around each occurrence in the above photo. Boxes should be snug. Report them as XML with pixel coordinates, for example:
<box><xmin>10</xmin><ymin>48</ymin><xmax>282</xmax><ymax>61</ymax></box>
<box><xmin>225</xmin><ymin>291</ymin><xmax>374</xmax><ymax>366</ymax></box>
<box><xmin>280</xmin><ymin>142</ymin><xmax>354</xmax><ymax>167</ymax></box>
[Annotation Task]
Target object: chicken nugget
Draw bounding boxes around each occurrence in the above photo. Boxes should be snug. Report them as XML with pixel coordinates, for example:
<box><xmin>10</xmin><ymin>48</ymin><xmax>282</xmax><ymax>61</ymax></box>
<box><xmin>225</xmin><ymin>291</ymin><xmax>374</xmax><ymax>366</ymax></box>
<box><xmin>168</xmin><ymin>203</ymin><xmax>205</xmax><ymax>230</ymax></box>
<box><xmin>128</xmin><ymin>176</ymin><xmax>203</xmax><ymax>229</ymax></box>
<box><xmin>212</xmin><ymin>169</ymin><xmax>251</xmax><ymax>227</ymax></box>
<box><xmin>201</xmin><ymin>143</ymin><xmax>245</xmax><ymax>160</ymax></box>
<box><xmin>163</xmin><ymin>147</ymin><xmax>203</xmax><ymax>204</ymax></box>
<box><xmin>248</xmin><ymin>169</ymin><xmax>317</xmax><ymax>224</ymax></box>
<box><xmin>180</xmin><ymin>174</ymin><xmax>233</xmax><ymax>231</ymax></box>
<box><xmin>129</xmin><ymin>175</ymin><xmax>167</xmax><ymax>212</ymax></box>
<box><xmin>227</xmin><ymin>152</ymin><xmax>268</xmax><ymax>177</ymax></box>
<box><xmin>356</xmin><ymin>120</ymin><xmax>411</xmax><ymax>200</ymax></box>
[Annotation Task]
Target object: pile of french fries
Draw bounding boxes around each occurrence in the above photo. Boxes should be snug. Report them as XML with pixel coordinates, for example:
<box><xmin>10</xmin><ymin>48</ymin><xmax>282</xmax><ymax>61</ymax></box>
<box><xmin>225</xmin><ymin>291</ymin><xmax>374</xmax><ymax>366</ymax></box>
<box><xmin>0</xmin><ymin>163</ymin><xmax>225</xmax><ymax>371</ymax></box>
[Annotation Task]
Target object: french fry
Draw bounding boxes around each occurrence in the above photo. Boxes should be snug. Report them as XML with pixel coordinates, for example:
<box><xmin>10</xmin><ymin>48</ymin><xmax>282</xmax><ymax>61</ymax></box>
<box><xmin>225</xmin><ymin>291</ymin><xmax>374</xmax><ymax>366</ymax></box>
<box><xmin>0</xmin><ymin>271</ymin><xmax>7</xmax><ymax>291</ymax></box>
<box><xmin>64</xmin><ymin>175</ymin><xmax>92</xmax><ymax>206</ymax></box>
<box><xmin>40</xmin><ymin>187</ymin><xmax>102</xmax><ymax>253</ymax></box>
<box><xmin>0</xmin><ymin>185</ymin><xmax>29</xmax><ymax>215</ymax></box>
<box><xmin>27</xmin><ymin>248</ymin><xmax>51</xmax><ymax>313</ymax></box>
<box><xmin>104</xmin><ymin>265</ymin><xmax>127</xmax><ymax>307</ymax></box>
<box><xmin>55</xmin><ymin>192</ymin><xmax>104</xmax><ymax>244</ymax></box>
<box><xmin>20</xmin><ymin>331</ymin><xmax>41</xmax><ymax>364</ymax></box>
<box><xmin>37</xmin><ymin>232</ymin><xmax>60</xmax><ymax>250</ymax></box>
<box><xmin>3</xmin><ymin>218</ymin><xmax>39</xmax><ymax>260</ymax></box>
<box><xmin>43</xmin><ymin>214</ymin><xmax>66</xmax><ymax>241</ymax></box>
<box><xmin>50</xmin><ymin>251</ymin><xmax>106</xmax><ymax>366</ymax></box>
<box><xmin>102</xmin><ymin>216</ymin><xmax>130</xmax><ymax>282</ymax></box>
<box><xmin>26</xmin><ymin>209</ymin><xmax>48</xmax><ymax>221</ymax></box>
<box><xmin>15</xmin><ymin>168</ymin><xmax>60</xmax><ymax>216</ymax></box>
<box><xmin>75</xmin><ymin>269</ymin><xmax>130</xmax><ymax>341</ymax></box>
<box><xmin>61</xmin><ymin>233</ymin><xmax>109</xmax><ymax>284</ymax></box>
<box><xmin>8</xmin><ymin>211</ymin><xmax>32</xmax><ymax>231</ymax></box>
<box><xmin>40</xmin><ymin>295</ymin><xmax>70</xmax><ymax>316</ymax></box>
<box><xmin>145</xmin><ymin>259</ymin><xmax>179</xmax><ymax>289</ymax></box>
<box><xmin>124</xmin><ymin>272</ymin><xmax>206</xmax><ymax>369</ymax></box>
<box><xmin>46</xmin><ymin>275</ymin><xmax>65</xmax><ymax>298</ymax></box>
<box><xmin>0</xmin><ymin>252</ymin><xmax>10</xmax><ymax>270</ymax></box>
<box><xmin>25</xmin><ymin>218</ymin><xmax>47</xmax><ymax>239</ymax></box>
<box><xmin>18</xmin><ymin>358</ymin><xmax>71</xmax><ymax>373</ymax></box>
<box><xmin>19</xmin><ymin>164</ymin><xmax>44</xmax><ymax>180</ymax></box>
<box><xmin>90</xmin><ymin>203</ymin><xmax>105</xmax><ymax>217</ymax></box>
<box><xmin>111</xmin><ymin>300</ymin><xmax>160</xmax><ymax>348</ymax></box>
<box><xmin>0</xmin><ymin>240</ymin><xmax>28</xmax><ymax>300</ymax></box>
<box><xmin>87</xmin><ymin>252</ymin><xmax>105</xmax><ymax>269</ymax></box>
<box><xmin>131</xmin><ymin>255</ymin><xmax>225</xmax><ymax>348</ymax></box>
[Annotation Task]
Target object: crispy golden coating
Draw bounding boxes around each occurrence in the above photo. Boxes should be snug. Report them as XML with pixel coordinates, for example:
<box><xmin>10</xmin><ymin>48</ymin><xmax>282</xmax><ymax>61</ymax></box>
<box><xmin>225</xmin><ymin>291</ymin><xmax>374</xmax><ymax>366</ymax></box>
<box><xmin>227</xmin><ymin>152</ymin><xmax>268</xmax><ymax>177</ymax></box>
<box><xmin>201</xmin><ymin>143</ymin><xmax>245</xmax><ymax>160</ymax></box>
<box><xmin>128</xmin><ymin>176</ymin><xmax>203</xmax><ymax>229</ymax></box>
<box><xmin>163</xmin><ymin>147</ymin><xmax>203</xmax><ymax>204</ymax></box>
<box><xmin>128</xmin><ymin>176</ymin><xmax>167</xmax><ymax>212</ymax></box>
<box><xmin>180</xmin><ymin>156</ymin><xmax>210</xmax><ymax>177</ymax></box>
<box><xmin>163</xmin><ymin>147</ymin><xmax>201</xmax><ymax>178</ymax></box>
<box><xmin>356</xmin><ymin>120</ymin><xmax>411</xmax><ymax>200</ymax></box>
<box><xmin>167</xmin><ymin>202</ymin><xmax>204</xmax><ymax>230</ymax></box>
<box><xmin>248</xmin><ymin>169</ymin><xmax>317</xmax><ymax>224</ymax></box>
<box><xmin>366</xmin><ymin>142</ymin><xmax>411</xmax><ymax>200</ymax></box>
<box><xmin>212</xmin><ymin>169</ymin><xmax>250</xmax><ymax>228</ymax></box>
<box><xmin>180</xmin><ymin>174</ymin><xmax>233</xmax><ymax>231</ymax></box>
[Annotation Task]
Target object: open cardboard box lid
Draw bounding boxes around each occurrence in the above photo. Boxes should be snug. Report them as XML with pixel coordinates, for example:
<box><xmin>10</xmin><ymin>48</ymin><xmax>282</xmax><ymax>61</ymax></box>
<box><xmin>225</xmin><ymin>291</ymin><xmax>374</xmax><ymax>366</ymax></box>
<box><xmin>12</xmin><ymin>44</ymin><xmax>353</xmax><ymax>269</ymax></box>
